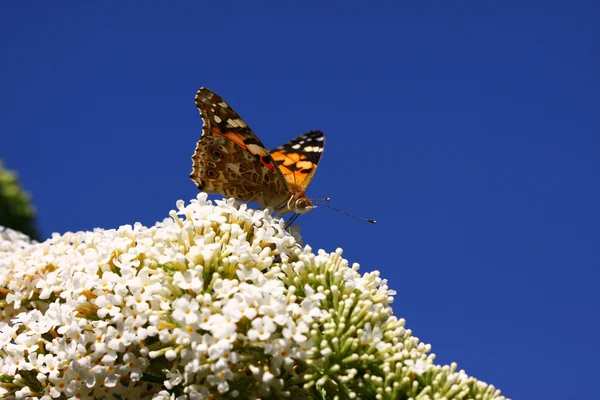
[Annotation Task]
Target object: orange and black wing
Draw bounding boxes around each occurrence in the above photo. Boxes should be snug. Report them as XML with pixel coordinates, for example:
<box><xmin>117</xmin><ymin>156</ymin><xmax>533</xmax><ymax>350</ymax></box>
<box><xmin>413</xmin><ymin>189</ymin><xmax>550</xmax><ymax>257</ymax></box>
<box><xmin>190</xmin><ymin>88</ymin><xmax>290</xmax><ymax>207</ymax></box>
<box><xmin>269</xmin><ymin>130</ymin><xmax>325</xmax><ymax>191</ymax></box>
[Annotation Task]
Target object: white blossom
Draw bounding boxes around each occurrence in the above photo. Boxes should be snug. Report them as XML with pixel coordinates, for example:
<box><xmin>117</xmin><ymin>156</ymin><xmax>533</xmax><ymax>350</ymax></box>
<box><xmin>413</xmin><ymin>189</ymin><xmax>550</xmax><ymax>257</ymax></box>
<box><xmin>0</xmin><ymin>195</ymin><xmax>508</xmax><ymax>399</ymax></box>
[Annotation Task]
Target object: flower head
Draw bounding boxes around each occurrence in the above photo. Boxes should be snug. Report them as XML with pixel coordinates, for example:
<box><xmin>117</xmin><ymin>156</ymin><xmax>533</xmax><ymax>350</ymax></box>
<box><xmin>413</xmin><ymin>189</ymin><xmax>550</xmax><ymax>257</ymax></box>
<box><xmin>0</xmin><ymin>194</ymin><xmax>508</xmax><ymax>399</ymax></box>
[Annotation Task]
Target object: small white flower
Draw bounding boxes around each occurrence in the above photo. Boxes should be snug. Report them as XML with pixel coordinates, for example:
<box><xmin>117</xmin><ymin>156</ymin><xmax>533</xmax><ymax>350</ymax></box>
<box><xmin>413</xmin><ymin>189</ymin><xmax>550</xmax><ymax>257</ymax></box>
<box><xmin>38</xmin><ymin>354</ymin><xmax>60</xmax><ymax>379</ymax></box>
<box><xmin>124</xmin><ymin>287</ymin><xmax>151</xmax><ymax>313</ymax></box>
<box><xmin>95</xmin><ymin>293</ymin><xmax>123</xmax><ymax>319</ymax></box>
<box><xmin>172</xmin><ymin>296</ymin><xmax>201</xmax><ymax>326</ymax></box>
<box><xmin>208</xmin><ymin>340</ymin><xmax>233</xmax><ymax>362</ymax></box>
<box><xmin>282</xmin><ymin>319</ymin><xmax>308</xmax><ymax>343</ymax></box>
<box><xmin>248</xmin><ymin>316</ymin><xmax>277</xmax><ymax>341</ymax></box>
<box><xmin>405</xmin><ymin>359</ymin><xmax>431</xmax><ymax>375</ymax></box>
<box><xmin>173</xmin><ymin>268</ymin><xmax>204</xmax><ymax>292</ymax></box>
<box><xmin>360</xmin><ymin>322</ymin><xmax>383</xmax><ymax>345</ymax></box>
<box><xmin>203</xmin><ymin>313</ymin><xmax>237</xmax><ymax>340</ymax></box>
<box><xmin>48</xmin><ymin>370</ymin><xmax>78</xmax><ymax>398</ymax></box>
<box><xmin>222</xmin><ymin>296</ymin><xmax>245</xmax><ymax>322</ymax></box>
<box><xmin>117</xmin><ymin>352</ymin><xmax>147</xmax><ymax>381</ymax></box>
<box><xmin>206</xmin><ymin>368</ymin><xmax>233</xmax><ymax>393</ymax></box>
<box><xmin>236</xmin><ymin>264</ymin><xmax>262</xmax><ymax>282</ymax></box>
<box><xmin>123</xmin><ymin>314</ymin><xmax>149</xmax><ymax>341</ymax></box>
<box><xmin>213</xmin><ymin>278</ymin><xmax>240</xmax><ymax>299</ymax></box>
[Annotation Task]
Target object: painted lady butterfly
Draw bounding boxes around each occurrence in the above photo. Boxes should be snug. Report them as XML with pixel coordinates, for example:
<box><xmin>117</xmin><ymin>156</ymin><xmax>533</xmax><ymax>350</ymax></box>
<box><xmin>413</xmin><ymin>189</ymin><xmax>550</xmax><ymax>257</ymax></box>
<box><xmin>190</xmin><ymin>87</ymin><xmax>325</xmax><ymax>216</ymax></box>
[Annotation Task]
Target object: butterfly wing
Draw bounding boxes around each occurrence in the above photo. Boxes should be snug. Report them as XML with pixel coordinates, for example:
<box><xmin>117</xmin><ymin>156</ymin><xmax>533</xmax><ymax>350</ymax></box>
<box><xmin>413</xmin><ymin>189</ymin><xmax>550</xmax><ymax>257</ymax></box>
<box><xmin>190</xmin><ymin>88</ymin><xmax>290</xmax><ymax>208</ymax></box>
<box><xmin>269</xmin><ymin>130</ymin><xmax>325</xmax><ymax>192</ymax></box>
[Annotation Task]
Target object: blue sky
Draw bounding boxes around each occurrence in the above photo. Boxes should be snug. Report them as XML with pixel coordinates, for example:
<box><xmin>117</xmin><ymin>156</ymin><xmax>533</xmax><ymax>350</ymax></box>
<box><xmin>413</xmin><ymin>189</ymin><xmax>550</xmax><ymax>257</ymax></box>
<box><xmin>1</xmin><ymin>2</ymin><xmax>598</xmax><ymax>398</ymax></box>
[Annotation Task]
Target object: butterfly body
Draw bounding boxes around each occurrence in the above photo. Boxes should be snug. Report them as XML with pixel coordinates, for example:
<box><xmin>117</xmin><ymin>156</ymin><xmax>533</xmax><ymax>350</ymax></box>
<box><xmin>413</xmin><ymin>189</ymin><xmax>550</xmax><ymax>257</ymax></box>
<box><xmin>190</xmin><ymin>88</ymin><xmax>324</xmax><ymax>215</ymax></box>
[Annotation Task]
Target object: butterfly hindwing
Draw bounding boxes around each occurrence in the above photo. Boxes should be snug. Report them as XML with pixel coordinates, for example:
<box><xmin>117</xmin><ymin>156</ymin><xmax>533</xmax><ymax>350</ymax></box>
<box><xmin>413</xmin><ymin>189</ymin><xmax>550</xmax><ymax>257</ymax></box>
<box><xmin>190</xmin><ymin>135</ymin><xmax>290</xmax><ymax>208</ymax></box>
<box><xmin>270</xmin><ymin>130</ymin><xmax>325</xmax><ymax>191</ymax></box>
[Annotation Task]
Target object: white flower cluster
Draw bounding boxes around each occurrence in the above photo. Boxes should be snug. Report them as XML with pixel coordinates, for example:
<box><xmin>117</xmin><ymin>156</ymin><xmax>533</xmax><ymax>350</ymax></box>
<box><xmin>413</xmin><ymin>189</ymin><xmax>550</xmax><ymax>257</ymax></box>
<box><xmin>0</xmin><ymin>194</ymin><xmax>509</xmax><ymax>399</ymax></box>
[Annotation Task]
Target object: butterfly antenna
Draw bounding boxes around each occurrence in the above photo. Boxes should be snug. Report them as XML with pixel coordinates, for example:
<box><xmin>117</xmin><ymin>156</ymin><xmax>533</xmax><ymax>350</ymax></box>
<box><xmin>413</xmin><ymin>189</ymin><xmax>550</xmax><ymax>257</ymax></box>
<box><xmin>313</xmin><ymin>200</ymin><xmax>376</xmax><ymax>224</ymax></box>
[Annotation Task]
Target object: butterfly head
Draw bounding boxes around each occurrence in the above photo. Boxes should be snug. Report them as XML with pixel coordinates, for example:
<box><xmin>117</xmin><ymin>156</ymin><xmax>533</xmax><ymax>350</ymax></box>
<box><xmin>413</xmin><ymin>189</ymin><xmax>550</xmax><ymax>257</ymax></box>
<box><xmin>277</xmin><ymin>192</ymin><xmax>315</xmax><ymax>215</ymax></box>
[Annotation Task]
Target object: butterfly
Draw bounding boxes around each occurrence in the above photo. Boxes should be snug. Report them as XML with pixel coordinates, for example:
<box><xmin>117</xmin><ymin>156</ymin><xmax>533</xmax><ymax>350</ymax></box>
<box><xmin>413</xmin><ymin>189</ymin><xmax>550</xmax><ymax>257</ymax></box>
<box><xmin>190</xmin><ymin>87</ymin><xmax>325</xmax><ymax>216</ymax></box>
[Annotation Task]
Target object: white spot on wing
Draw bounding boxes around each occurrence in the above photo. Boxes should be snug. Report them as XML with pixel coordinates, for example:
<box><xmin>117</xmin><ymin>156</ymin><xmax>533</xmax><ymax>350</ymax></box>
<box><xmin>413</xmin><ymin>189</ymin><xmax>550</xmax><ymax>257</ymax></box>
<box><xmin>214</xmin><ymin>115</ymin><xmax>222</xmax><ymax>123</ymax></box>
<box><xmin>315</xmin><ymin>136</ymin><xmax>324</xmax><ymax>141</ymax></box>
<box><xmin>304</xmin><ymin>146</ymin><xmax>324</xmax><ymax>152</ymax></box>
<box><xmin>247</xmin><ymin>143</ymin><xmax>268</xmax><ymax>156</ymax></box>
<box><xmin>227</xmin><ymin>118</ymin><xmax>247</xmax><ymax>128</ymax></box>
<box><xmin>292</xmin><ymin>144</ymin><xmax>301</xmax><ymax>149</ymax></box>
<box><xmin>227</xmin><ymin>163</ymin><xmax>240</xmax><ymax>173</ymax></box>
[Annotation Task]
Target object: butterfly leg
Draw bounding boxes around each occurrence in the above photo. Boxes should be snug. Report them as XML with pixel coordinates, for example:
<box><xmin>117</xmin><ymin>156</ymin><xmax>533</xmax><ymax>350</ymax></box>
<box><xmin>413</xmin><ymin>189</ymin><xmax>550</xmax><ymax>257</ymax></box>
<box><xmin>240</xmin><ymin>191</ymin><xmax>260</xmax><ymax>208</ymax></box>
<box><xmin>284</xmin><ymin>213</ymin><xmax>300</xmax><ymax>229</ymax></box>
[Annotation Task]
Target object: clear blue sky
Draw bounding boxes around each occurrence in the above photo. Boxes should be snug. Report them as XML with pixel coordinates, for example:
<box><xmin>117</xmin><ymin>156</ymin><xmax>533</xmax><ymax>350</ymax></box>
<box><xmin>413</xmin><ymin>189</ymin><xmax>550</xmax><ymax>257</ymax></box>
<box><xmin>1</xmin><ymin>2</ymin><xmax>598</xmax><ymax>398</ymax></box>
